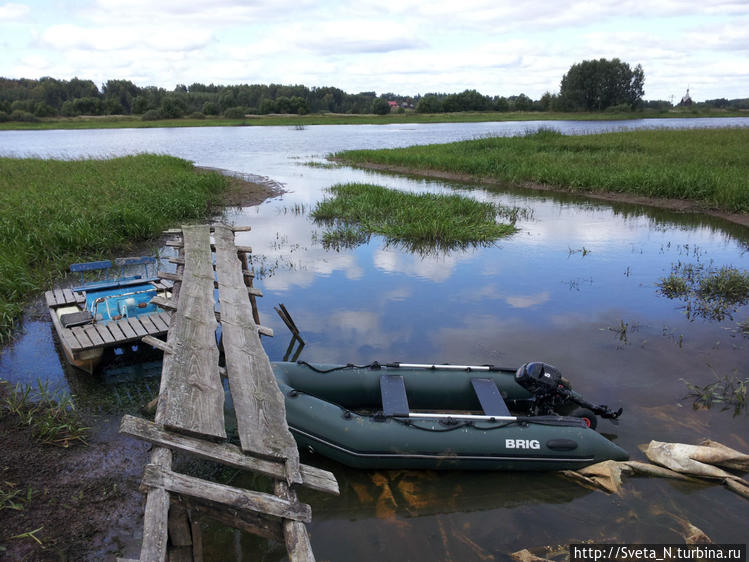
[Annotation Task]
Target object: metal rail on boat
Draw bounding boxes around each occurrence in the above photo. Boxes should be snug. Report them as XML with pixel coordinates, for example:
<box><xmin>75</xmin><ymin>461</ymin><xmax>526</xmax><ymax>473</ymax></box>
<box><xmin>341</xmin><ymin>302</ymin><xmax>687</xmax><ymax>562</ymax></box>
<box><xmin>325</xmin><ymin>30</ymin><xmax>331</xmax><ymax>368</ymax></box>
<box><xmin>405</xmin><ymin>412</ymin><xmax>517</xmax><ymax>422</ymax></box>
<box><xmin>387</xmin><ymin>362</ymin><xmax>511</xmax><ymax>371</ymax></box>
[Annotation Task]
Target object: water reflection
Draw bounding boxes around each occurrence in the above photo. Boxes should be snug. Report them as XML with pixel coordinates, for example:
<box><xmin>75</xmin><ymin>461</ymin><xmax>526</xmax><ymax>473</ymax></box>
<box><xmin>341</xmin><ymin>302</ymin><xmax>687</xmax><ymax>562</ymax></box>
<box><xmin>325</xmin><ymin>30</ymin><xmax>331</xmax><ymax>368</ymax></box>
<box><xmin>1</xmin><ymin>120</ymin><xmax>748</xmax><ymax>558</ymax></box>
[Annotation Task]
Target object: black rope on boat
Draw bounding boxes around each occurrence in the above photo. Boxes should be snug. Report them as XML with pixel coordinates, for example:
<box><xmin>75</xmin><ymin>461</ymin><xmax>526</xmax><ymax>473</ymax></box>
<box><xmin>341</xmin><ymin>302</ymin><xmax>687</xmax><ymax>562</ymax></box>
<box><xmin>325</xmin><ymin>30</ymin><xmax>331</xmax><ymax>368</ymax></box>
<box><xmin>296</xmin><ymin>360</ymin><xmax>382</xmax><ymax>373</ymax></box>
<box><xmin>393</xmin><ymin>418</ymin><xmax>473</xmax><ymax>432</ymax></box>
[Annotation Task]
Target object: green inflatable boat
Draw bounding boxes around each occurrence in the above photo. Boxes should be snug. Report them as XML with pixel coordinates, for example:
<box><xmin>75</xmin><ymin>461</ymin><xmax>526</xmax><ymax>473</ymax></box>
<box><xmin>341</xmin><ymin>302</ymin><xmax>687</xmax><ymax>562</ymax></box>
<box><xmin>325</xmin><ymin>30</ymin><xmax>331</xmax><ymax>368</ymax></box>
<box><xmin>272</xmin><ymin>361</ymin><xmax>628</xmax><ymax>471</ymax></box>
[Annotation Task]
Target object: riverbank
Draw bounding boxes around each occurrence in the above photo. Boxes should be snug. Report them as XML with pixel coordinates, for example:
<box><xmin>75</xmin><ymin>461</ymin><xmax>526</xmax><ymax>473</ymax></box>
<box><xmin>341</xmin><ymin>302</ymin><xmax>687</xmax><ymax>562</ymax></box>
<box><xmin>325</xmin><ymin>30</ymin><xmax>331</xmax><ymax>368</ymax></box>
<box><xmin>335</xmin><ymin>127</ymin><xmax>749</xmax><ymax>226</ymax></box>
<box><xmin>0</xmin><ymin>155</ymin><xmax>281</xmax><ymax>343</ymax></box>
<box><xmin>1</xmin><ymin>108</ymin><xmax>746</xmax><ymax>130</ymax></box>
<box><xmin>0</xmin><ymin>169</ymin><xmax>280</xmax><ymax>560</ymax></box>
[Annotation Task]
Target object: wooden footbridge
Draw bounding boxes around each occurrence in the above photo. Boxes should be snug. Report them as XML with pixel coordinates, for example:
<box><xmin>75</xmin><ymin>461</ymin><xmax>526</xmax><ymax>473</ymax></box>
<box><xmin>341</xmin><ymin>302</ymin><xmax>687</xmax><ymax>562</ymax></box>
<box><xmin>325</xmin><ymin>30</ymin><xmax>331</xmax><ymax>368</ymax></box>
<box><xmin>118</xmin><ymin>224</ymin><xmax>338</xmax><ymax>561</ymax></box>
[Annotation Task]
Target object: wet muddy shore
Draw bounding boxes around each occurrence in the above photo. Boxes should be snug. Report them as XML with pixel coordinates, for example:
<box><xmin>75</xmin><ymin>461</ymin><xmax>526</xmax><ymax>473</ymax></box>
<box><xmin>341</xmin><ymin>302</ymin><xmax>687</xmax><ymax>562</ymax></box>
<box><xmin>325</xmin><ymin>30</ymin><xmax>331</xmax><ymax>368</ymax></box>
<box><xmin>0</xmin><ymin>175</ymin><xmax>282</xmax><ymax>560</ymax></box>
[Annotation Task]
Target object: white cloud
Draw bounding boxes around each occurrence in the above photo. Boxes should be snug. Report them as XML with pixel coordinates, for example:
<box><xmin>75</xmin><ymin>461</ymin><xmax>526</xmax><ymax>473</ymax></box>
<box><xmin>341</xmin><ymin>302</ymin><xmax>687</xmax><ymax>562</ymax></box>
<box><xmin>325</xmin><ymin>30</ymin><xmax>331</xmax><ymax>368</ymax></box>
<box><xmin>4</xmin><ymin>0</ymin><xmax>749</xmax><ymax>99</ymax></box>
<box><xmin>0</xmin><ymin>2</ymin><xmax>29</xmax><ymax>20</ymax></box>
<box><xmin>40</xmin><ymin>24</ymin><xmax>213</xmax><ymax>52</ymax></box>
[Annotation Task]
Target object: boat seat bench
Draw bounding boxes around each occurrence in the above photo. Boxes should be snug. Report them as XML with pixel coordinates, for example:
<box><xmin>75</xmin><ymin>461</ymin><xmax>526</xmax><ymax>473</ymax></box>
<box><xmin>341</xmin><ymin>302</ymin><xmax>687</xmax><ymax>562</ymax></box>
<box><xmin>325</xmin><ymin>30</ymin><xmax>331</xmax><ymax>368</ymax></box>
<box><xmin>380</xmin><ymin>374</ymin><xmax>410</xmax><ymax>416</ymax></box>
<box><xmin>471</xmin><ymin>378</ymin><xmax>511</xmax><ymax>416</ymax></box>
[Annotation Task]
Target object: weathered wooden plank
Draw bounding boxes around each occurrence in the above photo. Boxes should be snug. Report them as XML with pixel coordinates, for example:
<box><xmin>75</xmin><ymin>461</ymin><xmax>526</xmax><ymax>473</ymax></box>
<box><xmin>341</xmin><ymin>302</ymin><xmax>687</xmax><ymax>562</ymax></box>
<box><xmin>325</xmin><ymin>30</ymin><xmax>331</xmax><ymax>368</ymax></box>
<box><xmin>138</xmin><ymin>315</ymin><xmax>160</xmax><ymax>335</ymax></box>
<box><xmin>106</xmin><ymin>321</ymin><xmax>127</xmax><ymax>342</ymax></box>
<box><xmin>157</xmin><ymin>271</ymin><xmax>182</xmax><ymax>282</ymax></box>
<box><xmin>275</xmin><ymin>481</ymin><xmax>316</xmax><ymax>562</ymax></box>
<box><xmin>120</xmin><ymin>415</ymin><xmax>339</xmax><ymax>495</ymax></box>
<box><xmin>152</xmin><ymin>280</ymin><xmax>174</xmax><ymax>291</ymax></box>
<box><xmin>71</xmin><ymin>326</ymin><xmax>95</xmax><ymax>349</ymax></box>
<box><xmin>151</xmin><ymin>295</ymin><xmax>177</xmax><ymax>312</ymax></box>
<box><xmin>150</xmin><ymin>313</ymin><xmax>169</xmax><ymax>332</ymax></box>
<box><xmin>157</xmin><ymin>311</ymin><xmax>173</xmax><ymax>328</ymax></box>
<box><xmin>164</xmin><ymin>225</ymin><xmax>251</xmax><ymax>234</ymax></box>
<box><xmin>83</xmin><ymin>324</ymin><xmax>106</xmax><ymax>347</ymax></box>
<box><xmin>127</xmin><ymin>317</ymin><xmax>148</xmax><ymax>338</ymax></box>
<box><xmin>62</xmin><ymin>288</ymin><xmax>76</xmax><ymax>304</ymax></box>
<box><xmin>213</xmin><ymin>224</ymin><xmax>301</xmax><ymax>485</ymax></box>
<box><xmin>170</xmin><ymin>257</ymin><xmax>254</xmax><ymax>279</ymax></box>
<box><xmin>141</xmin><ymin>335</ymin><xmax>173</xmax><ymax>355</ymax></box>
<box><xmin>44</xmin><ymin>290</ymin><xmax>57</xmax><ymax>307</ymax></box>
<box><xmin>156</xmin><ymin>224</ymin><xmax>225</xmax><ymax>441</ymax></box>
<box><xmin>139</xmin><ymin>447</ymin><xmax>172</xmax><ymax>562</ymax></box>
<box><xmin>94</xmin><ymin>323</ymin><xmax>116</xmax><ymax>344</ymax></box>
<box><xmin>141</xmin><ymin>464</ymin><xmax>311</xmax><ymax>523</ymax></box>
<box><xmin>166</xmin><ymin>239</ymin><xmax>252</xmax><ymax>254</ymax></box>
<box><xmin>53</xmin><ymin>288</ymin><xmax>66</xmax><ymax>305</ymax></box>
<box><xmin>115</xmin><ymin>317</ymin><xmax>138</xmax><ymax>340</ymax></box>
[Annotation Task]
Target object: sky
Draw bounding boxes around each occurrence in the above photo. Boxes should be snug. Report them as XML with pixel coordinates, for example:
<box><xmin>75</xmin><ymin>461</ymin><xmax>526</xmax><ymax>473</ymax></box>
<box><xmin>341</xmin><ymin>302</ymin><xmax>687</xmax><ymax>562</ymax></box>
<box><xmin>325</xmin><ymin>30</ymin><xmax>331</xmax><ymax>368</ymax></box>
<box><xmin>1</xmin><ymin>0</ymin><xmax>748</xmax><ymax>101</ymax></box>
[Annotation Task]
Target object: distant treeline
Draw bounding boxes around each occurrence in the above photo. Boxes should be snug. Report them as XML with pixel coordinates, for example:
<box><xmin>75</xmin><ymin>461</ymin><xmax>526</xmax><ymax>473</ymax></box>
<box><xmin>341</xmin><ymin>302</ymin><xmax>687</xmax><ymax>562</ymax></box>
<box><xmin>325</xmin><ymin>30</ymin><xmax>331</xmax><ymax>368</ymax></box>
<box><xmin>1</xmin><ymin>76</ymin><xmax>747</xmax><ymax>122</ymax></box>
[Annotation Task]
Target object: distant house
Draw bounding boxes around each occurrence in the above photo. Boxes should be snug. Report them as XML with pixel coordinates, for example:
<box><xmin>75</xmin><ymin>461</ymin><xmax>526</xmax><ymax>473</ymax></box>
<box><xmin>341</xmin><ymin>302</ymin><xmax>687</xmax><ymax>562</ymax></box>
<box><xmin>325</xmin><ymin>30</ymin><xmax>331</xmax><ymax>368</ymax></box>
<box><xmin>388</xmin><ymin>101</ymin><xmax>399</xmax><ymax>109</ymax></box>
<box><xmin>680</xmin><ymin>88</ymin><xmax>693</xmax><ymax>106</ymax></box>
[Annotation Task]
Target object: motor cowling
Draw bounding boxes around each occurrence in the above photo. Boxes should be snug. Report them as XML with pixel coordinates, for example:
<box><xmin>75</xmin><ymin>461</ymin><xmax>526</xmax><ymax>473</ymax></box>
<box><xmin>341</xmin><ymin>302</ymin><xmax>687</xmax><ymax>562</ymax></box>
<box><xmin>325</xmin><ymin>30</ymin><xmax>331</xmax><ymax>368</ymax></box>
<box><xmin>515</xmin><ymin>361</ymin><xmax>623</xmax><ymax>421</ymax></box>
<box><xmin>515</xmin><ymin>362</ymin><xmax>565</xmax><ymax>394</ymax></box>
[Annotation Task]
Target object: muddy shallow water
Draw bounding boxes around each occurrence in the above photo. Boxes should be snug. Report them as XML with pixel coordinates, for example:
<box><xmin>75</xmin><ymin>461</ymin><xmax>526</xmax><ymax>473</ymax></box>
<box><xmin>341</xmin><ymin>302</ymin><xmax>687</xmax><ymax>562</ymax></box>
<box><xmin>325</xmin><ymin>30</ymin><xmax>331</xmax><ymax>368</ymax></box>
<box><xmin>1</xmin><ymin>120</ymin><xmax>748</xmax><ymax>559</ymax></box>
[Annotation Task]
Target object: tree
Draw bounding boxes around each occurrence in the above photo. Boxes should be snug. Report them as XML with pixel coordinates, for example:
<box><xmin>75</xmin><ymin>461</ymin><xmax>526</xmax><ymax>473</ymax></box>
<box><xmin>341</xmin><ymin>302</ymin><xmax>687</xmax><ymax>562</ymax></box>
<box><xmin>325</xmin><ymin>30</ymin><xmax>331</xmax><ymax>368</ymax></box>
<box><xmin>371</xmin><ymin>98</ymin><xmax>391</xmax><ymax>115</ymax></box>
<box><xmin>559</xmin><ymin>58</ymin><xmax>644</xmax><ymax>111</ymax></box>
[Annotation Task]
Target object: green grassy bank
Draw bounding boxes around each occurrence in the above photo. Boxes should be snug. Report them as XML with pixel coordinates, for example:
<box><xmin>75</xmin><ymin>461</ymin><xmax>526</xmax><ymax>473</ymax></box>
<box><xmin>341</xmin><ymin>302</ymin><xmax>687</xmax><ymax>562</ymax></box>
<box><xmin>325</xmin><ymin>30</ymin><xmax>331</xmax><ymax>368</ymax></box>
<box><xmin>0</xmin><ymin>154</ymin><xmax>228</xmax><ymax>341</ymax></box>
<box><xmin>335</xmin><ymin>127</ymin><xmax>749</xmax><ymax>214</ymax></box>
<box><xmin>1</xmin><ymin>109</ymin><xmax>745</xmax><ymax>131</ymax></box>
<box><xmin>311</xmin><ymin>183</ymin><xmax>518</xmax><ymax>252</ymax></box>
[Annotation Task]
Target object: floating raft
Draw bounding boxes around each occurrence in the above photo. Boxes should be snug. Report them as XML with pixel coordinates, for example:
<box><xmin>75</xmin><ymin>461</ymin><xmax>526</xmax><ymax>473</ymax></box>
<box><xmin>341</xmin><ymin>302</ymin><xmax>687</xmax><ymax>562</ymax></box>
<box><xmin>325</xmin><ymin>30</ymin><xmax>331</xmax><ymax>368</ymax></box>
<box><xmin>46</xmin><ymin>257</ymin><xmax>174</xmax><ymax>374</ymax></box>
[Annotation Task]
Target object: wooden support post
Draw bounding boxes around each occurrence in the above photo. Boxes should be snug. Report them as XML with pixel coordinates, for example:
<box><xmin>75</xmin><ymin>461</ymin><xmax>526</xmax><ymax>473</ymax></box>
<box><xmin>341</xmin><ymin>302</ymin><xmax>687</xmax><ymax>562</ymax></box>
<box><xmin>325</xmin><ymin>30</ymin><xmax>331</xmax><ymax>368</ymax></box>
<box><xmin>274</xmin><ymin>481</ymin><xmax>316</xmax><ymax>561</ymax></box>
<box><xmin>275</xmin><ymin>304</ymin><xmax>303</xmax><ymax>343</ymax></box>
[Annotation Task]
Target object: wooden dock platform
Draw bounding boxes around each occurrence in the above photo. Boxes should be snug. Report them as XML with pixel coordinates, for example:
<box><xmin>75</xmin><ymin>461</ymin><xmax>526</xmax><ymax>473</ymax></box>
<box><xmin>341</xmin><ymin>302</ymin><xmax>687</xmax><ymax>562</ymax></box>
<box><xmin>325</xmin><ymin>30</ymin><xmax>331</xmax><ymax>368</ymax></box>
<box><xmin>46</xmin><ymin>267</ymin><xmax>174</xmax><ymax>374</ymax></box>
<box><xmin>120</xmin><ymin>223</ymin><xmax>338</xmax><ymax>561</ymax></box>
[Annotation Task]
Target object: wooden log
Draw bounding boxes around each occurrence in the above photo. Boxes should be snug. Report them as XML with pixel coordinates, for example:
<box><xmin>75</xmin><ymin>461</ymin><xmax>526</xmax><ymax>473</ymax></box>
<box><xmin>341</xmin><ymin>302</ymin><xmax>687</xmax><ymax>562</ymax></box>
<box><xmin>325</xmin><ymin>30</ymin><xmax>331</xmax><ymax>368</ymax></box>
<box><xmin>141</xmin><ymin>335</ymin><xmax>173</xmax><ymax>355</ymax></box>
<box><xmin>213</xmin><ymin>224</ymin><xmax>301</xmax><ymax>485</ymax></box>
<box><xmin>120</xmin><ymin>415</ymin><xmax>339</xmax><ymax>495</ymax></box>
<box><xmin>275</xmin><ymin>481</ymin><xmax>316</xmax><ymax>562</ymax></box>
<box><xmin>141</xmin><ymin>464</ymin><xmax>312</xmax><ymax>523</ymax></box>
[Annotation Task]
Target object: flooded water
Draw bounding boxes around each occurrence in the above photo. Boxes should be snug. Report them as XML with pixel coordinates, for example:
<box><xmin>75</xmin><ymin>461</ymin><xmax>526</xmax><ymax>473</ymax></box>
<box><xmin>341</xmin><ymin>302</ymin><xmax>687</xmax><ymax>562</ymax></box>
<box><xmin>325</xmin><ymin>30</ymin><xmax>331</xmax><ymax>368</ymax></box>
<box><xmin>1</xmin><ymin>117</ymin><xmax>748</xmax><ymax>559</ymax></box>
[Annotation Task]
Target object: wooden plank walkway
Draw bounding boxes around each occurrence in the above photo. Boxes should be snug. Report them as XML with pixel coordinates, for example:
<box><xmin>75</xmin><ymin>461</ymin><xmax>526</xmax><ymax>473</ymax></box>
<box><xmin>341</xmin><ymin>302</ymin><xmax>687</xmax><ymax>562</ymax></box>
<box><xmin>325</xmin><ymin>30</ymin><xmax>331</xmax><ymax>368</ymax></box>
<box><xmin>155</xmin><ymin>224</ymin><xmax>226</xmax><ymax>441</ymax></box>
<box><xmin>123</xmin><ymin>223</ymin><xmax>337</xmax><ymax>562</ymax></box>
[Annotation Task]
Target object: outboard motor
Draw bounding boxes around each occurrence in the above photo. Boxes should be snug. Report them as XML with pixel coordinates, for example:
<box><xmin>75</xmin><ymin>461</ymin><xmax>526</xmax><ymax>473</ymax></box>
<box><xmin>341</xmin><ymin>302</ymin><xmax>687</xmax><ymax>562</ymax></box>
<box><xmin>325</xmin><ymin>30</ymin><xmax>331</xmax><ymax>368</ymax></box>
<box><xmin>516</xmin><ymin>362</ymin><xmax>623</xmax><ymax>423</ymax></box>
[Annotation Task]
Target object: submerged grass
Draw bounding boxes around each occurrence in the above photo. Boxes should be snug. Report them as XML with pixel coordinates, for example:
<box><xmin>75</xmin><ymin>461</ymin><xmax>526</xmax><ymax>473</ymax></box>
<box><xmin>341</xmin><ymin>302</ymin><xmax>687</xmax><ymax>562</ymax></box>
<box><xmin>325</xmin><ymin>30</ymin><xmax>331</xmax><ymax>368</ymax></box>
<box><xmin>657</xmin><ymin>262</ymin><xmax>749</xmax><ymax>322</ymax></box>
<box><xmin>311</xmin><ymin>183</ymin><xmax>517</xmax><ymax>252</ymax></box>
<box><xmin>335</xmin><ymin>127</ymin><xmax>749</xmax><ymax>213</ymax></box>
<box><xmin>0</xmin><ymin>154</ymin><xmax>228</xmax><ymax>341</ymax></box>
<box><xmin>1</xmin><ymin>379</ymin><xmax>88</xmax><ymax>447</ymax></box>
<box><xmin>682</xmin><ymin>371</ymin><xmax>748</xmax><ymax>416</ymax></box>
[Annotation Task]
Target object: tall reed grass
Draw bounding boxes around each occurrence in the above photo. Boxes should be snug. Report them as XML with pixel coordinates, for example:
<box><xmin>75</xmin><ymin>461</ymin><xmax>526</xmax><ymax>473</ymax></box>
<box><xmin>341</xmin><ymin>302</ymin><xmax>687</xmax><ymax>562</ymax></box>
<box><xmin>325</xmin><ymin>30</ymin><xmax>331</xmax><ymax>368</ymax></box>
<box><xmin>0</xmin><ymin>154</ymin><xmax>228</xmax><ymax>341</ymax></box>
<box><xmin>336</xmin><ymin>128</ymin><xmax>749</xmax><ymax>213</ymax></box>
